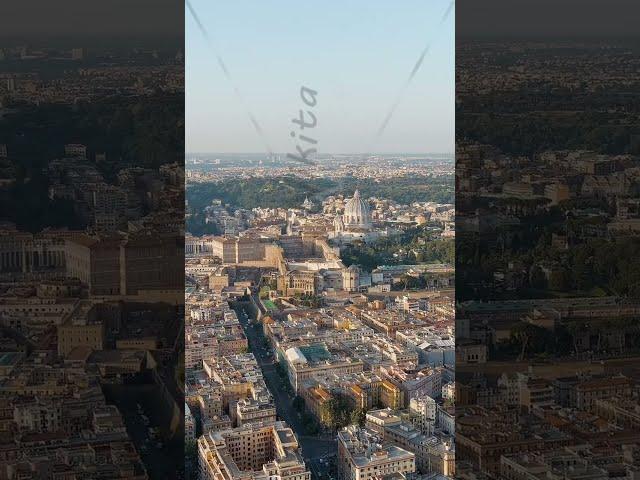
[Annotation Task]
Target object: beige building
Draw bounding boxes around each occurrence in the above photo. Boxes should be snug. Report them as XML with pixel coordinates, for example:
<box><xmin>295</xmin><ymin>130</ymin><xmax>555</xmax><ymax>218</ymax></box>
<box><xmin>185</xmin><ymin>403</ymin><xmax>196</xmax><ymax>442</ymax></box>
<box><xmin>209</xmin><ymin>269</ymin><xmax>230</xmax><ymax>289</ymax></box>
<box><xmin>65</xmin><ymin>235</ymin><xmax>121</xmax><ymax>295</ymax></box>
<box><xmin>300</xmin><ymin>385</ymin><xmax>333</xmax><ymax>424</ymax></box>
<box><xmin>337</xmin><ymin>425</ymin><xmax>415</xmax><ymax>480</ymax></box>
<box><xmin>207</xmin><ymin>236</ymin><xmax>281</xmax><ymax>267</ymax></box>
<box><xmin>66</xmin><ymin>232</ymin><xmax>183</xmax><ymax>297</ymax></box>
<box><xmin>120</xmin><ymin>233</ymin><xmax>183</xmax><ymax>295</ymax></box>
<box><xmin>365</xmin><ymin>408</ymin><xmax>402</xmax><ymax>437</ymax></box>
<box><xmin>0</xmin><ymin>230</ymin><xmax>66</xmax><ymax>273</ymax></box>
<box><xmin>455</xmin><ymin>342</ymin><xmax>487</xmax><ymax>365</ymax></box>
<box><xmin>198</xmin><ymin>391</ymin><xmax>223</xmax><ymax>422</ymax></box>
<box><xmin>202</xmin><ymin>354</ymin><xmax>275</xmax><ymax>427</ymax></box>
<box><xmin>518</xmin><ymin>375</ymin><xmax>554</xmax><ymax>412</ymax></box>
<box><xmin>198</xmin><ymin>421</ymin><xmax>311</xmax><ymax>480</ymax></box>
<box><xmin>210</xmin><ymin>236</ymin><xmax>238</xmax><ymax>264</ymax></box>
<box><xmin>284</xmin><ymin>346</ymin><xmax>364</xmax><ymax>393</ymax></box>
<box><xmin>384</xmin><ymin>421</ymin><xmax>455</xmax><ymax>476</ymax></box>
<box><xmin>235</xmin><ymin>398</ymin><xmax>276</xmax><ymax>427</ymax></box>
<box><xmin>594</xmin><ymin>396</ymin><xmax>640</xmax><ymax>429</ymax></box>
<box><xmin>57</xmin><ymin>301</ymin><xmax>104</xmax><ymax>356</ymax></box>
<box><xmin>575</xmin><ymin>375</ymin><xmax>633</xmax><ymax>411</ymax></box>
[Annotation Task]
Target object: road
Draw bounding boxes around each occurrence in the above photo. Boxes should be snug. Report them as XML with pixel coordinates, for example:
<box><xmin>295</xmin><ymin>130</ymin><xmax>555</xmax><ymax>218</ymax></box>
<box><xmin>234</xmin><ymin>303</ymin><xmax>337</xmax><ymax>479</ymax></box>
<box><xmin>107</xmin><ymin>383</ymin><xmax>184</xmax><ymax>480</ymax></box>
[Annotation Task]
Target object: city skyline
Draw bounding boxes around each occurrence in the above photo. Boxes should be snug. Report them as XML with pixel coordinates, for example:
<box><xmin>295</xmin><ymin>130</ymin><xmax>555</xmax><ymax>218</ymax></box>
<box><xmin>185</xmin><ymin>162</ymin><xmax>456</xmax><ymax>479</ymax></box>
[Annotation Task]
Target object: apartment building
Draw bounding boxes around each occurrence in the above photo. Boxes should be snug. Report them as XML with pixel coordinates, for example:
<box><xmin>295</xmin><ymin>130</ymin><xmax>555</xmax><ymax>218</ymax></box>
<box><xmin>337</xmin><ymin>425</ymin><xmax>415</xmax><ymax>480</ymax></box>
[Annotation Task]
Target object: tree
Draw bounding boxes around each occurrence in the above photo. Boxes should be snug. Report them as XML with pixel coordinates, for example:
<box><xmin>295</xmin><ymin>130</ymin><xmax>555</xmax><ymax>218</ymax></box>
<box><xmin>350</xmin><ymin>408</ymin><xmax>366</xmax><ymax>427</ymax></box>
<box><xmin>510</xmin><ymin>321</ymin><xmax>549</xmax><ymax>361</ymax></box>
<box><xmin>529</xmin><ymin>266</ymin><xmax>547</xmax><ymax>290</ymax></box>
<box><xmin>292</xmin><ymin>396</ymin><xmax>305</xmax><ymax>412</ymax></box>
<box><xmin>302</xmin><ymin>414</ymin><xmax>319</xmax><ymax>435</ymax></box>
<box><xmin>548</xmin><ymin>268</ymin><xmax>569</xmax><ymax>291</ymax></box>
<box><xmin>319</xmin><ymin>396</ymin><xmax>354</xmax><ymax>430</ymax></box>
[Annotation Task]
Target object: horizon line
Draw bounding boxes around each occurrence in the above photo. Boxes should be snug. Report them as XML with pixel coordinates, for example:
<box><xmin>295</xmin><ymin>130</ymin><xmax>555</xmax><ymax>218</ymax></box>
<box><xmin>185</xmin><ymin>152</ymin><xmax>455</xmax><ymax>156</ymax></box>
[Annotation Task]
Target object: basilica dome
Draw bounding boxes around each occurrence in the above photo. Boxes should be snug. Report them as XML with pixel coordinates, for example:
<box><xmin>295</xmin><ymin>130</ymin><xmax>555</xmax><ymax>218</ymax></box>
<box><xmin>343</xmin><ymin>189</ymin><xmax>371</xmax><ymax>229</ymax></box>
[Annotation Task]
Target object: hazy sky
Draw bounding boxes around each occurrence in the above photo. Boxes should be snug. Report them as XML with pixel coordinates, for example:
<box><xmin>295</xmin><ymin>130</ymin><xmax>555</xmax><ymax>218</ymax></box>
<box><xmin>186</xmin><ymin>0</ymin><xmax>454</xmax><ymax>154</ymax></box>
<box><xmin>458</xmin><ymin>0</ymin><xmax>640</xmax><ymax>39</ymax></box>
<box><xmin>0</xmin><ymin>0</ymin><xmax>182</xmax><ymax>39</ymax></box>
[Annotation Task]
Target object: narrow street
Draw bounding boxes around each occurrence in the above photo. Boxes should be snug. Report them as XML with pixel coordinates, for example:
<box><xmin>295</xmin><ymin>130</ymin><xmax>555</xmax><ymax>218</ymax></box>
<box><xmin>233</xmin><ymin>303</ymin><xmax>337</xmax><ymax>479</ymax></box>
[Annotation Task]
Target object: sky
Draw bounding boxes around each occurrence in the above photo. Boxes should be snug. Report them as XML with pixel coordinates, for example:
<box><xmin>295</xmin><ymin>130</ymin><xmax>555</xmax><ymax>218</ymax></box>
<box><xmin>458</xmin><ymin>0</ymin><xmax>640</xmax><ymax>39</ymax></box>
<box><xmin>186</xmin><ymin>0</ymin><xmax>454</xmax><ymax>155</ymax></box>
<box><xmin>0</xmin><ymin>0</ymin><xmax>182</xmax><ymax>39</ymax></box>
